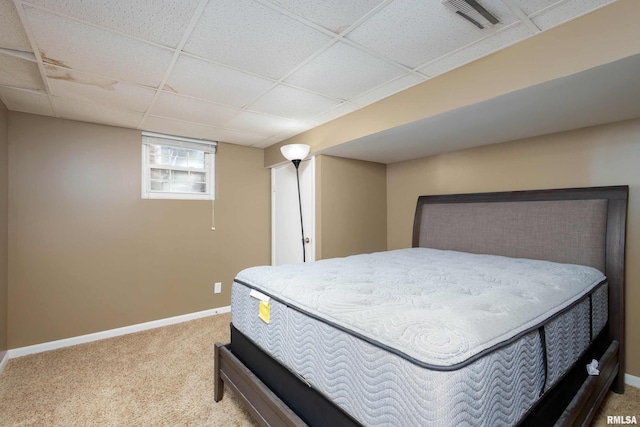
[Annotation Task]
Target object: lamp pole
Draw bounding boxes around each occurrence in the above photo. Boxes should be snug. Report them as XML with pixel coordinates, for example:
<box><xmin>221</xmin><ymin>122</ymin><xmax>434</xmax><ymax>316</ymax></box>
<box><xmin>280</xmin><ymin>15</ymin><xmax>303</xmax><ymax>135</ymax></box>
<box><xmin>291</xmin><ymin>159</ymin><xmax>305</xmax><ymax>262</ymax></box>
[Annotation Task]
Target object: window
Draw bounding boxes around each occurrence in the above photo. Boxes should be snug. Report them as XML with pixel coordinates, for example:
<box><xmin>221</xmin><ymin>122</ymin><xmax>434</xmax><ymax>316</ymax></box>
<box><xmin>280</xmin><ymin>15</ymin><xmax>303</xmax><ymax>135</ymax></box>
<box><xmin>141</xmin><ymin>131</ymin><xmax>216</xmax><ymax>200</ymax></box>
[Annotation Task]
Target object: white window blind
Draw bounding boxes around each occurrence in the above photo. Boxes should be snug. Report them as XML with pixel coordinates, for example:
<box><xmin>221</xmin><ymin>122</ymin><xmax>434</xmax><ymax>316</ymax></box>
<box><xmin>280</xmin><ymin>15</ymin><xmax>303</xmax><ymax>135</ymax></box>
<box><xmin>141</xmin><ymin>131</ymin><xmax>216</xmax><ymax>200</ymax></box>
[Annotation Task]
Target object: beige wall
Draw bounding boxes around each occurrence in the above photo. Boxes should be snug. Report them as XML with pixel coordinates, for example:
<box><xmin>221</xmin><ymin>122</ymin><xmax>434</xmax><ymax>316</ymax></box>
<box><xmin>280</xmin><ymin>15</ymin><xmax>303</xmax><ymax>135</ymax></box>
<box><xmin>7</xmin><ymin>113</ymin><xmax>270</xmax><ymax>348</ymax></box>
<box><xmin>387</xmin><ymin>118</ymin><xmax>640</xmax><ymax>377</ymax></box>
<box><xmin>315</xmin><ymin>155</ymin><xmax>386</xmax><ymax>260</ymax></box>
<box><xmin>0</xmin><ymin>100</ymin><xmax>8</xmax><ymax>359</ymax></box>
<box><xmin>265</xmin><ymin>0</ymin><xmax>640</xmax><ymax>167</ymax></box>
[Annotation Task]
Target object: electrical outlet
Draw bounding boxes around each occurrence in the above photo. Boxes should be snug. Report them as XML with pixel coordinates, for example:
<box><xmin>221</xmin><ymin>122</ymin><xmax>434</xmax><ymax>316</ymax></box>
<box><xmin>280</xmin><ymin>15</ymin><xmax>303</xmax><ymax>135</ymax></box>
<box><xmin>214</xmin><ymin>282</ymin><xmax>222</xmax><ymax>293</ymax></box>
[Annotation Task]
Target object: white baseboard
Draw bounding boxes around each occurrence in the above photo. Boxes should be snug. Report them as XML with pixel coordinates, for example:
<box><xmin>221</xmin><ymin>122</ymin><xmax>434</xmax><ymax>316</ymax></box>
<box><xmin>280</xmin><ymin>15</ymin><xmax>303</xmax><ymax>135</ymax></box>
<box><xmin>6</xmin><ymin>306</ymin><xmax>230</xmax><ymax>361</ymax></box>
<box><xmin>0</xmin><ymin>352</ymin><xmax>8</xmax><ymax>374</ymax></box>
<box><xmin>626</xmin><ymin>374</ymin><xmax>640</xmax><ymax>389</ymax></box>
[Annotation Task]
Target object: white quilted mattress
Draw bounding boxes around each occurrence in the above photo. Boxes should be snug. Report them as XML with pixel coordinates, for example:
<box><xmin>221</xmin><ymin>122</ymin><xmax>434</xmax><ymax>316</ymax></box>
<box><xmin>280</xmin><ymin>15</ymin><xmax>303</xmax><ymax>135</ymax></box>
<box><xmin>232</xmin><ymin>248</ymin><xmax>608</xmax><ymax>426</ymax></box>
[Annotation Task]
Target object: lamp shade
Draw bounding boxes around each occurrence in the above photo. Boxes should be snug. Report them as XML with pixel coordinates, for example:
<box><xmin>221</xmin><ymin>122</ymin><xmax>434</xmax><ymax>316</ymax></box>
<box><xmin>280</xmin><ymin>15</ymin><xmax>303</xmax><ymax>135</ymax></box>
<box><xmin>280</xmin><ymin>144</ymin><xmax>310</xmax><ymax>161</ymax></box>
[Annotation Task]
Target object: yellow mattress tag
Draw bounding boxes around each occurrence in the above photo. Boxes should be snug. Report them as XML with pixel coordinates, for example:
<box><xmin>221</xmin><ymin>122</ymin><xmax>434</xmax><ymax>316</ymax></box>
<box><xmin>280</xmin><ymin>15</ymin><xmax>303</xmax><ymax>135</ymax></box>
<box><xmin>259</xmin><ymin>299</ymin><xmax>270</xmax><ymax>324</ymax></box>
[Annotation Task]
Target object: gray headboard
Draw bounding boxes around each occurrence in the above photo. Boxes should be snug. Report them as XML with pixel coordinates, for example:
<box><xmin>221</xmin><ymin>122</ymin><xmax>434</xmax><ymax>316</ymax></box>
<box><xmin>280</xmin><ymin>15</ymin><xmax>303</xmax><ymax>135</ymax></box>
<box><xmin>414</xmin><ymin>199</ymin><xmax>607</xmax><ymax>271</ymax></box>
<box><xmin>411</xmin><ymin>185</ymin><xmax>629</xmax><ymax>392</ymax></box>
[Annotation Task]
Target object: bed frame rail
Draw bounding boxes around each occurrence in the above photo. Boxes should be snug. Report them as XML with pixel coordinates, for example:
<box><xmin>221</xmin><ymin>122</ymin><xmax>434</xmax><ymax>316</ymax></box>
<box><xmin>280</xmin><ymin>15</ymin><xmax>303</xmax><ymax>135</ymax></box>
<box><xmin>555</xmin><ymin>340</ymin><xmax>619</xmax><ymax>426</ymax></box>
<box><xmin>214</xmin><ymin>342</ymin><xmax>306</xmax><ymax>427</ymax></box>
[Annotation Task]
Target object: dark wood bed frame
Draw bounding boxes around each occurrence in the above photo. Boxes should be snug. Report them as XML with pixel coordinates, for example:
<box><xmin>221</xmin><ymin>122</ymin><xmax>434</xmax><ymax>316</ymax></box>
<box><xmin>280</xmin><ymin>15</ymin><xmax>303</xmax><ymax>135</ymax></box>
<box><xmin>214</xmin><ymin>185</ymin><xmax>628</xmax><ymax>427</ymax></box>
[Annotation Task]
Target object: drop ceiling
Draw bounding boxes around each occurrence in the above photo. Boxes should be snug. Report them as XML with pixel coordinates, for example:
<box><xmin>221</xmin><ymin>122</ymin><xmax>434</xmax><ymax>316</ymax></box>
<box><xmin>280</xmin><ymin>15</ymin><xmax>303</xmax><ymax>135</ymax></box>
<box><xmin>0</xmin><ymin>0</ymin><xmax>622</xmax><ymax>152</ymax></box>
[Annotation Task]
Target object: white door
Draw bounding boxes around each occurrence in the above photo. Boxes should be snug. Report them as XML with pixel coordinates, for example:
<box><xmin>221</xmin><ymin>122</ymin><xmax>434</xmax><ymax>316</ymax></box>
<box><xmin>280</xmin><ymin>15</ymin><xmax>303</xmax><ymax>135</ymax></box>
<box><xmin>272</xmin><ymin>157</ymin><xmax>315</xmax><ymax>265</ymax></box>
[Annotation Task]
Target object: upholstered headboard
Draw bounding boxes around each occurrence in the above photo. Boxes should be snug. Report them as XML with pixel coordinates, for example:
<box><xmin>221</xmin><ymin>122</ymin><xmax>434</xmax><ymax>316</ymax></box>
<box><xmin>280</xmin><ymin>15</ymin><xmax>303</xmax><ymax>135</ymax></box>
<box><xmin>411</xmin><ymin>185</ymin><xmax>629</xmax><ymax>392</ymax></box>
<box><xmin>414</xmin><ymin>199</ymin><xmax>607</xmax><ymax>271</ymax></box>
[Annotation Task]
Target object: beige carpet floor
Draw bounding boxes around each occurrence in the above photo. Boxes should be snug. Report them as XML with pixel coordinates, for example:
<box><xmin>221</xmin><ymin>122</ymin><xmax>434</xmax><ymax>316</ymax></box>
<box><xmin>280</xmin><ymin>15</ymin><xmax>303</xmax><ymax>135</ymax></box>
<box><xmin>0</xmin><ymin>313</ymin><xmax>257</xmax><ymax>426</ymax></box>
<box><xmin>0</xmin><ymin>312</ymin><xmax>637</xmax><ymax>426</ymax></box>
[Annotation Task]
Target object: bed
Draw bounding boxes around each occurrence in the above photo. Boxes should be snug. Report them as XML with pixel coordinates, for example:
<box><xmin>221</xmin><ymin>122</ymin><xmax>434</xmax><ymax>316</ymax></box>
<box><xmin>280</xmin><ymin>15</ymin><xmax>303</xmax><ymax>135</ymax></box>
<box><xmin>214</xmin><ymin>185</ymin><xmax>628</xmax><ymax>426</ymax></box>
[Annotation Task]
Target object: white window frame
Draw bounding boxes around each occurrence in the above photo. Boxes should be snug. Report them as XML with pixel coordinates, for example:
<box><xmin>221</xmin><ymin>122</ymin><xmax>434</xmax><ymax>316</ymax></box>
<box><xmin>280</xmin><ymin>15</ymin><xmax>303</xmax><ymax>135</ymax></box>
<box><xmin>141</xmin><ymin>131</ymin><xmax>216</xmax><ymax>200</ymax></box>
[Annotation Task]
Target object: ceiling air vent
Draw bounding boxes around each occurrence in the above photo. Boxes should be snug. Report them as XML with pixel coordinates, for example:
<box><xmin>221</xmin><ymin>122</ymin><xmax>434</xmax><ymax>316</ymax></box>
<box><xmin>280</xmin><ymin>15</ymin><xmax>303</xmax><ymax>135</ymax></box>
<box><xmin>442</xmin><ymin>0</ymin><xmax>500</xmax><ymax>29</ymax></box>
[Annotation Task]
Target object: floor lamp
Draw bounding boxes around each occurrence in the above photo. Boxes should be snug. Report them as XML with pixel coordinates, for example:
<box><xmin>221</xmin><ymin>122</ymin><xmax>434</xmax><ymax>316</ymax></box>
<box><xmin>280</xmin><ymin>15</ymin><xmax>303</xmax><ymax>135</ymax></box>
<box><xmin>280</xmin><ymin>144</ymin><xmax>310</xmax><ymax>262</ymax></box>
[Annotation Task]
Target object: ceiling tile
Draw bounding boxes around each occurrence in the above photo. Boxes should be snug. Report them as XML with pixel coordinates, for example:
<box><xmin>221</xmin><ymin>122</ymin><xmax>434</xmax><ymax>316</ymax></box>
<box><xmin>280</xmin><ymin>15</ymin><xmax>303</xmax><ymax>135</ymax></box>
<box><xmin>514</xmin><ymin>0</ymin><xmax>565</xmax><ymax>16</ymax></box>
<box><xmin>251</xmin><ymin>124</ymin><xmax>318</xmax><ymax>147</ymax></box>
<box><xmin>0</xmin><ymin>1</ymin><xmax>33</xmax><ymax>52</ymax></box>
<box><xmin>183</xmin><ymin>0</ymin><xmax>333</xmax><ymax>79</ymax></box>
<box><xmin>23</xmin><ymin>5</ymin><xmax>174</xmax><ymax>87</ymax></box>
<box><xmin>418</xmin><ymin>23</ymin><xmax>533</xmax><ymax>77</ymax></box>
<box><xmin>250</xmin><ymin>137</ymin><xmax>282</xmax><ymax>149</ymax></box>
<box><xmin>0</xmin><ymin>86</ymin><xmax>54</xmax><ymax>116</ymax></box>
<box><xmin>285</xmin><ymin>42</ymin><xmax>406</xmax><ymax>100</ymax></box>
<box><xmin>351</xmin><ymin>73</ymin><xmax>426</xmax><ymax>106</ymax></box>
<box><xmin>0</xmin><ymin>53</ymin><xmax>45</xmax><ymax>91</ymax></box>
<box><xmin>45</xmin><ymin>65</ymin><xmax>156</xmax><ymax>112</ymax></box>
<box><xmin>166</xmin><ymin>55</ymin><xmax>275</xmax><ymax>108</ymax></box>
<box><xmin>53</xmin><ymin>96</ymin><xmax>144</xmax><ymax>128</ymax></box>
<box><xmin>249</xmin><ymin>84</ymin><xmax>342</xmax><ymax>120</ymax></box>
<box><xmin>264</xmin><ymin>0</ymin><xmax>386</xmax><ymax>33</ymax></box>
<box><xmin>210</xmin><ymin>128</ymin><xmax>270</xmax><ymax>145</ymax></box>
<box><xmin>225</xmin><ymin>111</ymin><xmax>302</xmax><ymax>135</ymax></box>
<box><xmin>307</xmin><ymin>102</ymin><xmax>362</xmax><ymax>126</ymax></box>
<box><xmin>530</xmin><ymin>0</ymin><xmax>617</xmax><ymax>30</ymax></box>
<box><xmin>24</xmin><ymin>0</ymin><xmax>202</xmax><ymax>48</ymax></box>
<box><xmin>149</xmin><ymin>92</ymin><xmax>241</xmax><ymax>127</ymax></box>
<box><xmin>143</xmin><ymin>114</ymin><xmax>276</xmax><ymax>146</ymax></box>
<box><xmin>141</xmin><ymin>115</ymin><xmax>220</xmax><ymax>140</ymax></box>
<box><xmin>347</xmin><ymin>0</ymin><xmax>517</xmax><ymax>68</ymax></box>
